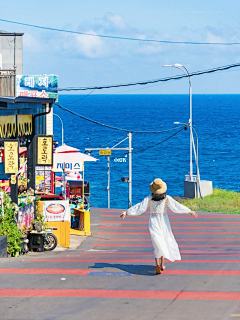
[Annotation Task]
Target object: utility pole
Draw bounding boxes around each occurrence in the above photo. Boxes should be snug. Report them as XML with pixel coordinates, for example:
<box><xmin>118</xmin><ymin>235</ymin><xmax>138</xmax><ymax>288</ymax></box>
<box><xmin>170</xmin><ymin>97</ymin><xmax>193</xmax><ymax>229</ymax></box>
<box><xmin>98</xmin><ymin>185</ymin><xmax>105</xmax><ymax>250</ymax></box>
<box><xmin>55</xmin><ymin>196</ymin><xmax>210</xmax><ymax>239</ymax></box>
<box><xmin>128</xmin><ymin>133</ymin><xmax>132</xmax><ymax>208</ymax></box>
<box><xmin>107</xmin><ymin>155</ymin><xmax>110</xmax><ymax>208</ymax></box>
<box><xmin>86</xmin><ymin>135</ymin><xmax>132</xmax><ymax>209</ymax></box>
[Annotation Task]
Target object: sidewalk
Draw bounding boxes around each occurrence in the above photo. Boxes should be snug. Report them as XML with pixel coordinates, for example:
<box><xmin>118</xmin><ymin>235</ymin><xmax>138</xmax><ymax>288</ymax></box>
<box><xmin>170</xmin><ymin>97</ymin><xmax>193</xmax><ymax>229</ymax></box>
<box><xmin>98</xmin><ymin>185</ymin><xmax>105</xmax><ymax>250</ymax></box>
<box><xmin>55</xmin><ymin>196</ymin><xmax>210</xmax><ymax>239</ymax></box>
<box><xmin>53</xmin><ymin>234</ymin><xmax>87</xmax><ymax>252</ymax></box>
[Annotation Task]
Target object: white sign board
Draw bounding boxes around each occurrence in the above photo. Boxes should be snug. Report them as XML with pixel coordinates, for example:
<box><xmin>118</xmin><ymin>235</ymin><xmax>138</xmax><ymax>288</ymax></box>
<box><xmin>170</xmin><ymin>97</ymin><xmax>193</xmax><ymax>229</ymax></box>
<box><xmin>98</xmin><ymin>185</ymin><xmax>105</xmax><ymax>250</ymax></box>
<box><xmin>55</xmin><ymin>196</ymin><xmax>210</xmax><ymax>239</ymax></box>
<box><xmin>43</xmin><ymin>200</ymin><xmax>70</xmax><ymax>222</ymax></box>
<box><xmin>53</xmin><ymin>161</ymin><xmax>83</xmax><ymax>172</ymax></box>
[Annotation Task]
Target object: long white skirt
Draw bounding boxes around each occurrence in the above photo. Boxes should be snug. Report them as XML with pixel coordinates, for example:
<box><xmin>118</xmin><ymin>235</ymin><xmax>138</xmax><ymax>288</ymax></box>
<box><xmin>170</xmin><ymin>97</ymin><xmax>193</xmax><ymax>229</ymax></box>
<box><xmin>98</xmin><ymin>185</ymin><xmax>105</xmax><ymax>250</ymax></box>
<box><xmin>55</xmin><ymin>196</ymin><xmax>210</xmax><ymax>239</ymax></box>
<box><xmin>149</xmin><ymin>213</ymin><xmax>181</xmax><ymax>262</ymax></box>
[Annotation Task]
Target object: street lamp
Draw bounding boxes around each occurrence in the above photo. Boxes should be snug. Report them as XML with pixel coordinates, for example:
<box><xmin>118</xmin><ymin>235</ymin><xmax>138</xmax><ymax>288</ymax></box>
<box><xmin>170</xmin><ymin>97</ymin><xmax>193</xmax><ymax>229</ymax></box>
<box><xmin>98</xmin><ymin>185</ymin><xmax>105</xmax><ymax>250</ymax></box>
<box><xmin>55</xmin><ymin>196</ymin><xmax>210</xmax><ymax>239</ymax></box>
<box><xmin>163</xmin><ymin>64</ymin><xmax>193</xmax><ymax>181</ymax></box>
<box><xmin>53</xmin><ymin>113</ymin><xmax>64</xmax><ymax>145</ymax></box>
<box><xmin>174</xmin><ymin>121</ymin><xmax>202</xmax><ymax>198</ymax></box>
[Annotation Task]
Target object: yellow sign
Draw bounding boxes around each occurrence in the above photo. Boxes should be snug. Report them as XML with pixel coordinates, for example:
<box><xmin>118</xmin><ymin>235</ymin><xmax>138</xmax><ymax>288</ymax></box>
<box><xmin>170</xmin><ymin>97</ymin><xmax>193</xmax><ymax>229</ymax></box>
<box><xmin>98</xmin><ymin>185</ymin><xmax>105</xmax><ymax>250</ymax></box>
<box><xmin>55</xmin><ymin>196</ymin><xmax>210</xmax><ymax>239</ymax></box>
<box><xmin>37</xmin><ymin>136</ymin><xmax>53</xmax><ymax>165</ymax></box>
<box><xmin>36</xmin><ymin>175</ymin><xmax>44</xmax><ymax>181</ymax></box>
<box><xmin>11</xmin><ymin>175</ymin><xmax>16</xmax><ymax>185</ymax></box>
<box><xmin>0</xmin><ymin>182</ymin><xmax>9</xmax><ymax>187</ymax></box>
<box><xmin>4</xmin><ymin>141</ymin><xmax>19</xmax><ymax>174</ymax></box>
<box><xmin>99</xmin><ymin>150</ymin><xmax>111</xmax><ymax>156</ymax></box>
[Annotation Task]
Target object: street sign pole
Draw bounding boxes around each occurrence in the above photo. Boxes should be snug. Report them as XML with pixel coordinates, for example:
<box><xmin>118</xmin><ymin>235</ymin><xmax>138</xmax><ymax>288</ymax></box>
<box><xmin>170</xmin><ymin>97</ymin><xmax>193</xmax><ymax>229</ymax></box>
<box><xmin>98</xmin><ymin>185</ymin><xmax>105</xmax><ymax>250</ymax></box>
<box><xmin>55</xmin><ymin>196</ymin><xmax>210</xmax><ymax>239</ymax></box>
<box><xmin>128</xmin><ymin>133</ymin><xmax>132</xmax><ymax>208</ymax></box>
<box><xmin>107</xmin><ymin>155</ymin><xmax>110</xmax><ymax>209</ymax></box>
<box><xmin>86</xmin><ymin>138</ymin><xmax>132</xmax><ymax>209</ymax></box>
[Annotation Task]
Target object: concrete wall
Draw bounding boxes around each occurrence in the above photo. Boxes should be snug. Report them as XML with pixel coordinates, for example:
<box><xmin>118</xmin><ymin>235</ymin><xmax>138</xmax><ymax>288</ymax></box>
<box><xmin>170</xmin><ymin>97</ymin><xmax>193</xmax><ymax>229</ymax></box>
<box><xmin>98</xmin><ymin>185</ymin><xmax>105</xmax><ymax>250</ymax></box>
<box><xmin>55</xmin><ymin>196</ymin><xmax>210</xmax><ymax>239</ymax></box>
<box><xmin>0</xmin><ymin>33</ymin><xmax>23</xmax><ymax>74</ymax></box>
<box><xmin>0</xmin><ymin>236</ymin><xmax>7</xmax><ymax>258</ymax></box>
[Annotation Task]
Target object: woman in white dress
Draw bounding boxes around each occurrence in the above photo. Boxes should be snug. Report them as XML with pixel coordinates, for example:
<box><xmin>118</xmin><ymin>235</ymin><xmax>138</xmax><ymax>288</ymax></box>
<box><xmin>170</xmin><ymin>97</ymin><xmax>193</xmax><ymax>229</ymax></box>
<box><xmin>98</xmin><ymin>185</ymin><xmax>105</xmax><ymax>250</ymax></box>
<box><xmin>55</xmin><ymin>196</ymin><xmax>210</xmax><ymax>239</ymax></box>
<box><xmin>120</xmin><ymin>178</ymin><xmax>198</xmax><ymax>274</ymax></box>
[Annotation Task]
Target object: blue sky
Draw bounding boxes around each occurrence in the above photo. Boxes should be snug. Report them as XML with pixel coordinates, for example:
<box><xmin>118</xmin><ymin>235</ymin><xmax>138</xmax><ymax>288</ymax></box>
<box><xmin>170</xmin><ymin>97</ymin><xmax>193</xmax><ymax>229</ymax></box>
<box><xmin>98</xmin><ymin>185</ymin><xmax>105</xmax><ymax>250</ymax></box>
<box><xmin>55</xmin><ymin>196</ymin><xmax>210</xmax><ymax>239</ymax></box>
<box><xmin>1</xmin><ymin>0</ymin><xmax>240</xmax><ymax>93</ymax></box>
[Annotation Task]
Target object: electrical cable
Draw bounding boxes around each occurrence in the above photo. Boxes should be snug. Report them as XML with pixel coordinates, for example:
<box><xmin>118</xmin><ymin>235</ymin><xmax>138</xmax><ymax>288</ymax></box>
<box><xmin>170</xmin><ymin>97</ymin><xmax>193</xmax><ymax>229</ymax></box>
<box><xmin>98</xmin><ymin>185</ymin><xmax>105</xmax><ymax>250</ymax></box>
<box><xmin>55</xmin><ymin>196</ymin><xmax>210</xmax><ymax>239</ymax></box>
<box><xmin>100</xmin><ymin>135</ymin><xmax>128</xmax><ymax>147</ymax></box>
<box><xmin>63</xmin><ymin>89</ymin><xmax>95</xmax><ymax>105</ymax></box>
<box><xmin>55</xmin><ymin>102</ymin><xmax>185</xmax><ymax>133</ymax></box>
<box><xmin>2</xmin><ymin>18</ymin><xmax>240</xmax><ymax>46</ymax></box>
<box><xmin>129</xmin><ymin>127</ymin><xmax>185</xmax><ymax>154</ymax></box>
<box><xmin>58</xmin><ymin>62</ymin><xmax>240</xmax><ymax>91</ymax></box>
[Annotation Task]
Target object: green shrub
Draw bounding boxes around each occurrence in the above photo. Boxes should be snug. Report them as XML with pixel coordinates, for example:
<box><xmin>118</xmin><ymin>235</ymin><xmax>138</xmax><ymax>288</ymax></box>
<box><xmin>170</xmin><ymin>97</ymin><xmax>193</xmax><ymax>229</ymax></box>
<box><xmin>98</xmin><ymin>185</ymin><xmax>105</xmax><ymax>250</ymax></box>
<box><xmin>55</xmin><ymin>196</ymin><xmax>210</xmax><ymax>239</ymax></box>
<box><xmin>0</xmin><ymin>192</ymin><xmax>23</xmax><ymax>257</ymax></box>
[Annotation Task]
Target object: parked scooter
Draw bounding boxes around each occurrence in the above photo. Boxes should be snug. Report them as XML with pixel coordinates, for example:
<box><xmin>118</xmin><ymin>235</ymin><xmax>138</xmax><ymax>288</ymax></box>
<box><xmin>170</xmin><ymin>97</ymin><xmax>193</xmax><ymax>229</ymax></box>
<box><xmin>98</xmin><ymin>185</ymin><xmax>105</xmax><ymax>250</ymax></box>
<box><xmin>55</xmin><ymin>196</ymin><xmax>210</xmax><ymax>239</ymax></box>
<box><xmin>44</xmin><ymin>227</ymin><xmax>58</xmax><ymax>251</ymax></box>
<box><xmin>30</xmin><ymin>222</ymin><xmax>58</xmax><ymax>251</ymax></box>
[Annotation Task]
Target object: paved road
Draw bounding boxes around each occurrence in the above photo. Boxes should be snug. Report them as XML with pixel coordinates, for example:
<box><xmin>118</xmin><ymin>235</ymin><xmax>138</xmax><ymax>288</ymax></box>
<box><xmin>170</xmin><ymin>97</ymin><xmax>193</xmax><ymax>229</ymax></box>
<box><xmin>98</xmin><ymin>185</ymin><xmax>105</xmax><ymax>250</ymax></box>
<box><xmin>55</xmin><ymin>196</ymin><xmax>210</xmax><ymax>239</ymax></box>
<box><xmin>1</xmin><ymin>207</ymin><xmax>240</xmax><ymax>320</ymax></box>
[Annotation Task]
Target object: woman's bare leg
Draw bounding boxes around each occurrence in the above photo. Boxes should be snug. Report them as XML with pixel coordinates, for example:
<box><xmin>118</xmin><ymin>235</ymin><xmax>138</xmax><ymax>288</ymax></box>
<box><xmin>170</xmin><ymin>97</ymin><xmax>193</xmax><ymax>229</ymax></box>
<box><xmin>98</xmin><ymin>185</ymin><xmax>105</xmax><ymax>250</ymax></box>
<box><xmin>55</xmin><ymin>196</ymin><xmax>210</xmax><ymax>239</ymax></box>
<box><xmin>155</xmin><ymin>258</ymin><xmax>160</xmax><ymax>266</ymax></box>
<box><xmin>161</xmin><ymin>256</ymin><xmax>165</xmax><ymax>270</ymax></box>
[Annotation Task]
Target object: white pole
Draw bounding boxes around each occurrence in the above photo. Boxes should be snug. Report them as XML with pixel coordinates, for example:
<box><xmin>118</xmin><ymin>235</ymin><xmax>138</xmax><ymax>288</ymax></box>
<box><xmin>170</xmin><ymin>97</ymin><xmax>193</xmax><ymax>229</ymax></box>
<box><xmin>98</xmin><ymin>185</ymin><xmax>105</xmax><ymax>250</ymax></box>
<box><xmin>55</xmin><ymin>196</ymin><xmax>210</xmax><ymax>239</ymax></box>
<box><xmin>128</xmin><ymin>133</ymin><xmax>132</xmax><ymax>208</ymax></box>
<box><xmin>189</xmin><ymin>77</ymin><xmax>193</xmax><ymax>181</ymax></box>
<box><xmin>163</xmin><ymin>64</ymin><xmax>193</xmax><ymax>181</ymax></box>
<box><xmin>53</xmin><ymin>113</ymin><xmax>64</xmax><ymax>145</ymax></box>
<box><xmin>107</xmin><ymin>155</ymin><xmax>110</xmax><ymax>209</ymax></box>
<box><xmin>191</xmin><ymin>129</ymin><xmax>202</xmax><ymax>198</ymax></box>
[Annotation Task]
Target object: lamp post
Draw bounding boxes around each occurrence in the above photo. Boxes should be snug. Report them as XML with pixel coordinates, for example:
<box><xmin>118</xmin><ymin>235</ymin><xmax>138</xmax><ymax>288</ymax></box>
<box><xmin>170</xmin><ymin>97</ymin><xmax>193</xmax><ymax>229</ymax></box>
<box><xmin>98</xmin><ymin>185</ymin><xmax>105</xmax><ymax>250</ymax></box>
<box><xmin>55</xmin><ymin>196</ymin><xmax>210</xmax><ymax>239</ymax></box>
<box><xmin>173</xmin><ymin>121</ymin><xmax>202</xmax><ymax>198</ymax></box>
<box><xmin>163</xmin><ymin>64</ymin><xmax>193</xmax><ymax>181</ymax></box>
<box><xmin>53</xmin><ymin>113</ymin><xmax>64</xmax><ymax>145</ymax></box>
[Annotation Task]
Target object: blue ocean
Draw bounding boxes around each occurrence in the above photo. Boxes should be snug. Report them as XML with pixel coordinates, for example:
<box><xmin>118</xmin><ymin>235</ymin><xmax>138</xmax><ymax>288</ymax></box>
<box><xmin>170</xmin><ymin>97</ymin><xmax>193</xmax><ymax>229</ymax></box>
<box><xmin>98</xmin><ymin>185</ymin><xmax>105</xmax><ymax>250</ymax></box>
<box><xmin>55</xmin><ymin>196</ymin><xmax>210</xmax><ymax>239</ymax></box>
<box><xmin>54</xmin><ymin>94</ymin><xmax>240</xmax><ymax>209</ymax></box>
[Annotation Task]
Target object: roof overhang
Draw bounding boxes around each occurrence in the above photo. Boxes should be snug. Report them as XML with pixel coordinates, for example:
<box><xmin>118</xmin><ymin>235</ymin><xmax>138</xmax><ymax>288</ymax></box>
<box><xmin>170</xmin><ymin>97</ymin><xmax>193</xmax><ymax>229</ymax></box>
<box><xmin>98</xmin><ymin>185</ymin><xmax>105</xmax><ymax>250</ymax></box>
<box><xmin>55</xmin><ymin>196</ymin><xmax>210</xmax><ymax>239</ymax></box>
<box><xmin>0</xmin><ymin>96</ymin><xmax>56</xmax><ymax>104</ymax></box>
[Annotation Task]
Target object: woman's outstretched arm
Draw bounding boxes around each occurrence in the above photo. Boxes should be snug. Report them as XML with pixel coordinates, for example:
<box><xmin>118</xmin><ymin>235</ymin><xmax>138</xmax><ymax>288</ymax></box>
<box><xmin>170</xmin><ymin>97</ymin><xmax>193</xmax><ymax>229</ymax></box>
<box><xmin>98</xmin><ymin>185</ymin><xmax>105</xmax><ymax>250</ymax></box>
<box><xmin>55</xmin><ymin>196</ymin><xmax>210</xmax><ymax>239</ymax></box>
<box><xmin>120</xmin><ymin>196</ymin><xmax>150</xmax><ymax>219</ymax></box>
<box><xmin>167</xmin><ymin>195</ymin><xmax>198</xmax><ymax>217</ymax></box>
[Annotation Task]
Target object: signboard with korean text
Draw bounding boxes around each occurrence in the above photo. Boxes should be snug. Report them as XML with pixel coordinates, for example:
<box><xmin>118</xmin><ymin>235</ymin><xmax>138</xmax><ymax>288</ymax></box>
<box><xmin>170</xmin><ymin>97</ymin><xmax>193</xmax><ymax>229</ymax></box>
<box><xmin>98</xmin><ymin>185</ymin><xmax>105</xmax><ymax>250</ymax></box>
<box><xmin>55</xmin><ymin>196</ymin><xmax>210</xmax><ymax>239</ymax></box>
<box><xmin>4</xmin><ymin>141</ymin><xmax>19</xmax><ymax>174</ymax></box>
<box><xmin>16</xmin><ymin>75</ymin><xmax>58</xmax><ymax>101</ymax></box>
<box><xmin>53</xmin><ymin>161</ymin><xmax>83</xmax><ymax>172</ymax></box>
<box><xmin>35</xmin><ymin>166</ymin><xmax>52</xmax><ymax>192</ymax></box>
<box><xmin>99</xmin><ymin>150</ymin><xmax>111</xmax><ymax>155</ymax></box>
<box><xmin>43</xmin><ymin>200</ymin><xmax>70</xmax><ymax>222</ymax></box>
<box><xmin>37</xmin><ymin>136</ymin><xmax>53</xmax><ymax>166</ymax></box>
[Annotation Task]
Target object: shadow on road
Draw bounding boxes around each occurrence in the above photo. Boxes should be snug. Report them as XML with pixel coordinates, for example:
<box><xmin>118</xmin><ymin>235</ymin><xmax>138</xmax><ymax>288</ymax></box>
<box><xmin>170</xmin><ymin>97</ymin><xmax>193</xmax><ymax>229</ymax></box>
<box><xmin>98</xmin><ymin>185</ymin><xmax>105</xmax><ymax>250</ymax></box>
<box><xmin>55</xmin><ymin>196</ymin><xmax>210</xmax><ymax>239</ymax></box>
<box><xmin>90</xmin><ymin>263</ymin><xmax>157</xmax><ymax>276</ymax></box>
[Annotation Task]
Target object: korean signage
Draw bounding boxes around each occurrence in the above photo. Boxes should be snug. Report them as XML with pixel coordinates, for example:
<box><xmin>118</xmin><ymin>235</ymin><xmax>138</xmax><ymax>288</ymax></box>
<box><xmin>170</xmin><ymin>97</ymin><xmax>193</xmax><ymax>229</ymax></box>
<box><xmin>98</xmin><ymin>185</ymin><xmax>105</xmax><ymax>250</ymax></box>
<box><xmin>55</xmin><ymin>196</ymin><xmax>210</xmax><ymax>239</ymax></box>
<box><xmin>114</xmin><ymin>157</ymin><xmax>127</xmax><ymax>163</ymax></box>
<box><xmin>16</xmin><ymin>75</ymin><xmax>58</xmax><ymax>101</ymax></box>
<box><xmin>53</xmin><ymin>161</ymin><xmax>83</xmax><ymax>172</ymax></box>
<box><xmin>37</xmin><ymin>136</ymin><xmax>53</xmax><ymax>166</ymax></box>
<box><xmin>4</xmin><ymin>141</ymin><xmax>19</xmax><ymax>174</ymax></box>
<box><xmin>99</xmin><ymin>150</ymin><xmax>111</xmax><ymax>155</ymax></box>
<box><xmin>35</xmin><ymin>166</ymin><xmax>52</xmax><ymax>192</ymax></box>
<box><xmin>43</xmin><ymin>200</ymin><xmax>70</xmax><ymax>222</ymax></box>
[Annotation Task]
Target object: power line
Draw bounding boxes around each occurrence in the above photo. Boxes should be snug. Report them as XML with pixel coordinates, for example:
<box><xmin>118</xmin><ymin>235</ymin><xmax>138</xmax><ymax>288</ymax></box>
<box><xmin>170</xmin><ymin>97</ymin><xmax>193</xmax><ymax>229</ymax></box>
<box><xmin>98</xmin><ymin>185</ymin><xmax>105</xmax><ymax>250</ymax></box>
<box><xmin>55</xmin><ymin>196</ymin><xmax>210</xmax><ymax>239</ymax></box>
<box><xmin>131</xmin><ymin>127</ymin><xmax>185</xmax><ymax>154</ymax></box>
<box><xmin>54</xmin><ymin>102</ymin><xmax>185</xmax><ymax>134</ymax></box>
<box><xmin>58</xmin><ymin>63</ymin><xmax>240</xmax><ymax>91</ymax></box>
<box><xmin>1</xmin><ymin>18</ymin><xmax>240</xmax><ymax>46</ymax></box>
<box><xmin>63</xmin><ymin>89</ymin><xmax>95</xmax><ymax>105</ymax></box>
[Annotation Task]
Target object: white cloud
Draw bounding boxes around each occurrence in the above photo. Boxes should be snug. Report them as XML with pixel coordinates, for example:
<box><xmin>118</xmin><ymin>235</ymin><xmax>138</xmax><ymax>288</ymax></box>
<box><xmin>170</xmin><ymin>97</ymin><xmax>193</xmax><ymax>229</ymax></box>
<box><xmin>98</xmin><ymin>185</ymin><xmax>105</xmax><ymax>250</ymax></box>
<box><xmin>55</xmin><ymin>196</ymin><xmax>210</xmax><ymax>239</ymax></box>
<box><xmin>74</xmin><ymin>31</ymin><xmax>110</xmax><ymax>58</ymax></box>
<box><xmin>105</xmin><ymin>13</ymin><xmax>126</xmax><ymax>30</ymax></box>
<box><xmin>23</xmin><ymin>33</ymin><xmax>42</xmax><ymax>52</ymax></box>
<box><xmin>136</xmin><ymin>43</ymin><xmax>164</xmax><ymax>55</ymax></box>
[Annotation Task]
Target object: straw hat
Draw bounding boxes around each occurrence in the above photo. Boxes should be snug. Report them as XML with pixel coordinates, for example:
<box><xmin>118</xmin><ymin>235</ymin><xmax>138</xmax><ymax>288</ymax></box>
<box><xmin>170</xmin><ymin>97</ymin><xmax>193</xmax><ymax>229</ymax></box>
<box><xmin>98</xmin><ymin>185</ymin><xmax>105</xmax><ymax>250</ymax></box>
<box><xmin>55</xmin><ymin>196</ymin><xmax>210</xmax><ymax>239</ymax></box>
<box><xmin>150</xmin><ymin>178</ymin><xmax>167</xmax><ymax>194</ymax></box>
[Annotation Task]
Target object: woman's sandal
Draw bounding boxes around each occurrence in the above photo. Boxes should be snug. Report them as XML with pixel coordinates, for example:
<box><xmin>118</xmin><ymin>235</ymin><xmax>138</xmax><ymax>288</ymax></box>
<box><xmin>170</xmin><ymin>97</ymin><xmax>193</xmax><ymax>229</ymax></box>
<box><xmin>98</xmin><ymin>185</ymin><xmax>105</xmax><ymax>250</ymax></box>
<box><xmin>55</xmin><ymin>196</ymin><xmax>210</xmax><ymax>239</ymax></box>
<box><xmin>161</xmin><ymin>266</ymin><xmax>166</xmax><ymax>271</ymax></box>
<box><xmin>156</xmin><ymin>265</ymin><xmax>161</xmax><ymax>274</ymax></box>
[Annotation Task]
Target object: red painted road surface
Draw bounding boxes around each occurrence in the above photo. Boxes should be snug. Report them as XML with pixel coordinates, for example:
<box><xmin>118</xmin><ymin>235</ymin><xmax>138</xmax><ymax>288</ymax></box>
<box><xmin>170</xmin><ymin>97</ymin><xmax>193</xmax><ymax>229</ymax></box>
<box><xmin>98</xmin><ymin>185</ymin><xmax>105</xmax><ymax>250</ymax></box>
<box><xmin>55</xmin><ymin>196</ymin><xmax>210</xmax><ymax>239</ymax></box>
<box><xmin>1</xmin><ymin>207</ymin><xmax>240</xmax><ymax>320</ymax></box>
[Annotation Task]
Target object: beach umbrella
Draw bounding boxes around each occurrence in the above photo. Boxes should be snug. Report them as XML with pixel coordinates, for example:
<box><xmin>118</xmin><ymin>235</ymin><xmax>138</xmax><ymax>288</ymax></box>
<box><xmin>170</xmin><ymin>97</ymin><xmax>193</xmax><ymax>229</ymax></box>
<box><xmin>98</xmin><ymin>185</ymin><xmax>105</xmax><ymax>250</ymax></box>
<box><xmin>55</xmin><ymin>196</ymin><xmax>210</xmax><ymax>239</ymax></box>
<box><xmin>53</xmin><ymin>152</ymin><xmax>98</xmax><ymax>164</ymax></box>
<box><xmin>55</xmin><ymin>143</ymin><xmax>80</xmax><ymax>153</ymax></box>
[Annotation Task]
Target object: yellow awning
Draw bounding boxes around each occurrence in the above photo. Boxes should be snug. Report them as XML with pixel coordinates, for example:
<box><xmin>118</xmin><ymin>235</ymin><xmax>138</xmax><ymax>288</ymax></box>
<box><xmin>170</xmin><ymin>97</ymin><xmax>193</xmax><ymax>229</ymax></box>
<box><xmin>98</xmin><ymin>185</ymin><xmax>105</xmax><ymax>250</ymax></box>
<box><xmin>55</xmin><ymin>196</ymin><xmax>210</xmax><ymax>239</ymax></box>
<box><xmin>0</xmin><ymin>115</ymin><xmax>32</xmax><ymax>138</ymax></box>
<box><xmin>18</xmin><ymin>115</ymin><xmax>32</xmax><ymax>136</ymax></box>
<box><xmin>0</xmin><ymin>115</ymin><xmax>16</xmax><ymax>138</ymax></box>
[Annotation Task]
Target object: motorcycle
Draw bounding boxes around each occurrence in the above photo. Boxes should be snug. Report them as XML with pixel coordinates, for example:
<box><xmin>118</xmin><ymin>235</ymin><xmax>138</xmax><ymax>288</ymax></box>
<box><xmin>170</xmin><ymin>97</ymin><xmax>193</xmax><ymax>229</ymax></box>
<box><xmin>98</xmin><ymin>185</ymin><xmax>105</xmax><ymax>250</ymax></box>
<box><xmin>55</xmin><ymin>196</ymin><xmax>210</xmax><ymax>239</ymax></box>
<box><xmin>30</xmin><ymin>222</ymin><xmax>58</xmax><ymax>252</ymax></box>
<box><xmin>44</xmin><ymin>227</ymin><xmax>58</xmax><ymax>251</ymax></box>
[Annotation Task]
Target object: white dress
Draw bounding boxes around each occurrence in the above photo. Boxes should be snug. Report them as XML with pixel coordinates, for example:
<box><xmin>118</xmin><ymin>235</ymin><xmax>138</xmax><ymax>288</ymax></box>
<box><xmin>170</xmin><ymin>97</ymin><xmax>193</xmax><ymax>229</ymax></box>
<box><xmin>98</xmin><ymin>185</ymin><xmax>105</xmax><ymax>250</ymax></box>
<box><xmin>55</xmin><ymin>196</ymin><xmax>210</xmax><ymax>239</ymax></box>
<box><xmin>126</xmin><ymin>195</ymin><xmax>191</xmax><ymax>262</ymax></box>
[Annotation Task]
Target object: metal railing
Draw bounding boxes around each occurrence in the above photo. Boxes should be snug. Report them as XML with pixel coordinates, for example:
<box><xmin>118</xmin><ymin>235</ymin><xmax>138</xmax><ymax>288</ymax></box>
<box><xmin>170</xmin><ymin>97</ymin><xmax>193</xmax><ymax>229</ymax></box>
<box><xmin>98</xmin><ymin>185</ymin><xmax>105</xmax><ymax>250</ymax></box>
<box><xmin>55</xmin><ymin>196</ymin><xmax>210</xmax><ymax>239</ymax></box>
<box><xmin>0</xmin><ymin>69</ymin><xmax>16</xmax><ymax>97</ymax></box>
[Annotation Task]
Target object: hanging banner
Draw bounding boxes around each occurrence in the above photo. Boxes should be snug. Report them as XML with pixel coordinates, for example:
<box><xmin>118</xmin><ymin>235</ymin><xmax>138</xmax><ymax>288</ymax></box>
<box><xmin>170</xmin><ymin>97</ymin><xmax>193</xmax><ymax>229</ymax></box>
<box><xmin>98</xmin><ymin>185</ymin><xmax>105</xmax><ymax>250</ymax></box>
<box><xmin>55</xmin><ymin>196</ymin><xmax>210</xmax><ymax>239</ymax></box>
<box><xmin>53</xmin><ymin>161</ymin><xmax>83</xmax><ymax>172</ymax></box>
<box><xmin>36</xmin><ymin>136</ymin><xmax>53</xmax><ymax>166</ymax></box>
<box><xmin>4</xmin><ymin>141</ymin><xmax>19</xmax><ymax>174</ymax></box>
<box><xmin>16</xmin><ymin>75</ymin><xmax>58</xmax><ymax>101</ymax></box>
